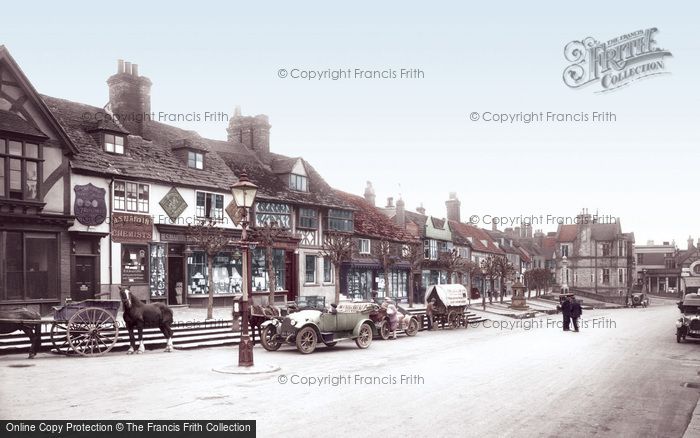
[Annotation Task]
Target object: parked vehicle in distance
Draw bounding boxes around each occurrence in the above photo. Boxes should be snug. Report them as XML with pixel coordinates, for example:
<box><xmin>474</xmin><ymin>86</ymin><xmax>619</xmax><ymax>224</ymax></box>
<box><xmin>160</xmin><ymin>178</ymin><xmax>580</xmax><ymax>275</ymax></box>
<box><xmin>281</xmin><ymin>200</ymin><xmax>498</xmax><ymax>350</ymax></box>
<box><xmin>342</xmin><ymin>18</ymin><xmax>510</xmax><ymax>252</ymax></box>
<box><xmin>260</xmin><ymin>303</ymin><xmax>376</xmax><ymax>354</ymax></box>
<box><xmin>627</xmin><ymin>292</ymin><xmax>649</xmax><ymax>308</ymax></box>
<box><xmin>676</xmin><ymin>293</ymin><xmax>700</xmax><ymax>343</ymax></box>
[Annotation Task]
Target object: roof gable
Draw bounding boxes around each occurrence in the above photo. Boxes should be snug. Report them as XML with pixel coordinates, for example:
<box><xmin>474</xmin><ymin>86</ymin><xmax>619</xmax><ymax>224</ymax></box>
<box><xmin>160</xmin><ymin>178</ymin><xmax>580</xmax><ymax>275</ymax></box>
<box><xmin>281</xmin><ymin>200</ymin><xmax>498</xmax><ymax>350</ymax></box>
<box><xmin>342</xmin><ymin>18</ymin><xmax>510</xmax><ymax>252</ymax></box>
<box><xmin>0</xmin><ymin>46</ymin><xmax>77</xmax><ymax>153</ymax></box>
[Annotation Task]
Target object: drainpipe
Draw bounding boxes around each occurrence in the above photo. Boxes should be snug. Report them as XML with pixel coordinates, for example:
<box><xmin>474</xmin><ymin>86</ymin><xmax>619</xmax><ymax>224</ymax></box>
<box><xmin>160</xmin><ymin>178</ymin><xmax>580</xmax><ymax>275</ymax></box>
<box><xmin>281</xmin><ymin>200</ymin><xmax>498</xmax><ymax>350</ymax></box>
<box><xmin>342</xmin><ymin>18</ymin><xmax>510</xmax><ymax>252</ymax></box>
<box><xmin>108</xmin><ymin>177</ymin><xmax>114</xmax><ymax>290</ymax></box>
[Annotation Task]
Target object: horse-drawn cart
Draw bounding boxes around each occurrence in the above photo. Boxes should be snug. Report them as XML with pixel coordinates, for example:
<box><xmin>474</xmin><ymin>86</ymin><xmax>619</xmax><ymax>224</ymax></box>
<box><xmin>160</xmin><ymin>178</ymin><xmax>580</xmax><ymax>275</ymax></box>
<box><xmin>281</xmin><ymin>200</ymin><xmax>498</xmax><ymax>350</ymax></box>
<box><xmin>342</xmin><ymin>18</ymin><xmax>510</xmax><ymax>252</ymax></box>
<box><xmin>425</xmin><ymin>284</ymin><xmax>469</xmax><ymax>329</ymax></box>
<box><xmin>0</xmin><ymin>299</ymin><xmax>121</xmax><ymax>357</ymax></box>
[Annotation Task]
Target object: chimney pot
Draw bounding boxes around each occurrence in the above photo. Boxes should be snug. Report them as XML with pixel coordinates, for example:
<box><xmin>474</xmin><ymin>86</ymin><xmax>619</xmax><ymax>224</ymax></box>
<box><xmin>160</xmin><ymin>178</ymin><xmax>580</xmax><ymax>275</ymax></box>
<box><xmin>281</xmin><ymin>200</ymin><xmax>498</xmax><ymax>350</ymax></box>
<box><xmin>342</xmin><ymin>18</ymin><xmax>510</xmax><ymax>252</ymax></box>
<box><xmin>124</xmin><ymin>61</ymin><xmax>132</xmax><ymax>75</ymax></box>
<box><xmin>118</xmin><ymin>59</ymin><xmax>125</xmax><ymax>74</ymax></box>
<box><xmin>132</xmin><ymin>64</ymin><xmax>139</xmax><ymax>77</ymax></box>
<box><xmin>386</xmin><ymin>197</ymin><xmax>394</xmax><ymax>208</ymax></box>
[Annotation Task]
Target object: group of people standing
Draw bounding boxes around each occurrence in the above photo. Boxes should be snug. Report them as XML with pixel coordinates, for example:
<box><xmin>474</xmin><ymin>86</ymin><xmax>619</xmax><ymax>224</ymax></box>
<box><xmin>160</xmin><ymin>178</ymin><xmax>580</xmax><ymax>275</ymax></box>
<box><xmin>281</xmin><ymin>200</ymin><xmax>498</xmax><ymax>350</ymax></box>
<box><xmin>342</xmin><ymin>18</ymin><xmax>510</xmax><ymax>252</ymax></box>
<box><xmin>560</xmin><ymin>295</ymin><xmax>582</xmax><ymax>332</ymax></box>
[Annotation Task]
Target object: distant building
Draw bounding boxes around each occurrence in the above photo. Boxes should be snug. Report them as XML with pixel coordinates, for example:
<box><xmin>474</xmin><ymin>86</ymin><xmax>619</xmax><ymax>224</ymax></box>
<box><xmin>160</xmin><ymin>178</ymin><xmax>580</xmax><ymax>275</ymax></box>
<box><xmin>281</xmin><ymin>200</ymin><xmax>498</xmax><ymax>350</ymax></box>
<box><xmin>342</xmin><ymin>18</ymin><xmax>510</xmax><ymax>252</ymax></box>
<box><xmin>554</xmin><ymin>209</ymin><xmax>635</xmax><ymax>297</ymax></box>
<box><xmin>634</xmin><ymin>240</ymin><xmax>679</xmax><ymax>294</ymax></box>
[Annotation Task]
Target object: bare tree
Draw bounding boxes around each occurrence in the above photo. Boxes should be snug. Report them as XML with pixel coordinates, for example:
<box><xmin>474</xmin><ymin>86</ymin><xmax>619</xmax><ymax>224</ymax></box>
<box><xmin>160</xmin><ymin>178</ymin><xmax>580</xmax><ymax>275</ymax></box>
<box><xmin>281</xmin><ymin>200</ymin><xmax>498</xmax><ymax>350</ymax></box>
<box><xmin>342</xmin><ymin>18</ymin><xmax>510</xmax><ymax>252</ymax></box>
<box><xmin>373</xmin><ymin>239</ymin><xmax>396</xmax><ymax>301</ymax></box>
<box><xmin>188</xmin><ymin>218</ymin><xmax>231</xmax><ymax>320</ymax></box>
<box><xmin>322</xmin><ymin>231</ymin><xmax>354</xmax><ymax>304</ymax></box>
<box><xmin>250</xmin><ymin>220</ymin><xmax>289</xmax><ymax>306</ymax></box>
<box><xmin>400</xmin><ymin>241</ymin><xmax>424</xmax><ymax>308</ymax></box>
<box><xmin>480</xmin><ymin>255</ymin><xmax>498</xmax><ymax>309</ymax></box>
<box><xmin>493</xmin><ymin>256</ymin><xmax>516</xmax><ymax>303</ymax></box>
<box><xmin>439</xmin><ymin>248</ymin><xmax>466</xmax><ymax>284</ymax></box>
<box><xmin>463</xmin><ymin>260</ymin><xmax>482</xmax><ymax>305</ymax></box>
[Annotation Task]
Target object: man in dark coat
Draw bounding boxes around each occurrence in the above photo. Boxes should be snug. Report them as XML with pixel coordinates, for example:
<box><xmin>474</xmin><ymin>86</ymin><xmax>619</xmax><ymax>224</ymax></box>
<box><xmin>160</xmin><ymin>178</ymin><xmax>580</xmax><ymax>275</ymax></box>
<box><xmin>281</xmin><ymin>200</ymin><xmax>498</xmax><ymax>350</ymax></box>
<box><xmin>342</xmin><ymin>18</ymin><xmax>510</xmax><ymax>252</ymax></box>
<box><xmin>570</xmin><ymin>296</ymin><xmax>582</xmax><ymax>332</ymax></box>
<box><xmin>561</xmin><ymin>296</ymin><xmax>572</xmax><ymax>331</ymax></box>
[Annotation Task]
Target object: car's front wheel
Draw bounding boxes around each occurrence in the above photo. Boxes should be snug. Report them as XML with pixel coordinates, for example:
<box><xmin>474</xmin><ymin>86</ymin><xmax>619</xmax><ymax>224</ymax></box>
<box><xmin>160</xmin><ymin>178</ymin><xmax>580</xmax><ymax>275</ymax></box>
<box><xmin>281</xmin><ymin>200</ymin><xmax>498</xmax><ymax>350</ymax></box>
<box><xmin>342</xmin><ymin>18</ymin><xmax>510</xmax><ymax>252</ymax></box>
<box><xmin>405</xmin><ymin>318</ymin><xmax>419</xmax><ymax>336</ymax></box>
<box><xmin>261</xmin><ymin>325</ymin><xmax>281</xmax><ymax>351</ymax></box>
<box><xmin>296</xmin><ymin>326</ymin><xmax>317</xmax><ymax>354</ymax></box>
<box><xmin>355</xmin><ymin>323</ymin><xmax>373</xmax><ymax>349</ymax></box>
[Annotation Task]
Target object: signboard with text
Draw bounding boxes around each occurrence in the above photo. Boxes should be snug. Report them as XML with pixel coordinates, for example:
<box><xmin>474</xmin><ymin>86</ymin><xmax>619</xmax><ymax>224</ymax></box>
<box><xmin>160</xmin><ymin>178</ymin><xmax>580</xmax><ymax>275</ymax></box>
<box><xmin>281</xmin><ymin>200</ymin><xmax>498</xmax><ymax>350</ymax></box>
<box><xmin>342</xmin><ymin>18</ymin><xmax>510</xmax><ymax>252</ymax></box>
<box><xmin>112</xmin><ymin>213</ymin><xmax>153</xmax><ymax>243</ymax></box>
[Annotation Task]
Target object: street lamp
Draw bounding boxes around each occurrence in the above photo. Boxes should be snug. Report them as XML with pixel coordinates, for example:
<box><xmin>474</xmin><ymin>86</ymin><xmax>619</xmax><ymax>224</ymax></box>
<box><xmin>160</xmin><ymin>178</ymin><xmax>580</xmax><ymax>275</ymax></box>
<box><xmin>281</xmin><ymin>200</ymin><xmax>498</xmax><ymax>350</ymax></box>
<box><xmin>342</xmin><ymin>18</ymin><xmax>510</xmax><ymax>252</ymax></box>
<box><xmin>231</xmin><ymin>171</ymin><xmax>258</xmax><ymax>367</ymax></box>
<box><xmin>561</xmin><ymin>255</ymin><xmax>569</xmax><ymax>293</ymax></box>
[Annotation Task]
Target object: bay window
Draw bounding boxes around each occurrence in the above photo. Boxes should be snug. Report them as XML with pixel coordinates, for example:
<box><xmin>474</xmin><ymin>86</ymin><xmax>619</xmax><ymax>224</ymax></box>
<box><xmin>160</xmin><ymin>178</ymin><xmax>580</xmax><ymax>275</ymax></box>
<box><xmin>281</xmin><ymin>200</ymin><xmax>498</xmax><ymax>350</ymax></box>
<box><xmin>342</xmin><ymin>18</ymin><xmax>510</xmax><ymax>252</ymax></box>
<box><xmin>0</xmin><ymin>138</ymin><xmax>41</xmax><ymax>201</ymax></box>
<box><xmin>298</xmin><ymin>208</ymin><xmax>318</xmax><ymax>229</ymax></box>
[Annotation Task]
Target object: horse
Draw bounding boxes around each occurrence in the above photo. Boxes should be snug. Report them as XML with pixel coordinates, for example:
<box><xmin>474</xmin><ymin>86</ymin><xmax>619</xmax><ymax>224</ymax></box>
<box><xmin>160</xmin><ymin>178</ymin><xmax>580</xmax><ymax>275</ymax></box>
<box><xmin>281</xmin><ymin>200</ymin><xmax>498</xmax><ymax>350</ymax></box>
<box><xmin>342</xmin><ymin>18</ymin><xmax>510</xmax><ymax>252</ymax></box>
<box><xmin>0</xmin><ymin>308</ymin><xmax>42</xmax><ymax>358</ymax></box>
<box><xmin>119</xmin><ymin>287</ymin><xmax>174</xmax><ymax>354</ymax></box>
<box><xmin>249</xmin><ymin>304</ymin><xmax>282</xmax><ymax>346</ymax></box>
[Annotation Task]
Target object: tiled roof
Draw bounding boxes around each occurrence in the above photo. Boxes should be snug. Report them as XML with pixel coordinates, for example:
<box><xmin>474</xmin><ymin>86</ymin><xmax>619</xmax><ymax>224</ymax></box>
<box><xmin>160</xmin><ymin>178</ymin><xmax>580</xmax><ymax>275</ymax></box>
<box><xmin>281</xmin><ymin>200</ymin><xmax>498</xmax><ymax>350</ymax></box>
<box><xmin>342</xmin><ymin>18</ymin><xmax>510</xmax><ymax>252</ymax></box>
<box><xmin>335</xmin><ymin>191</ymin><xmax>415</xmax><ymax>242</ymax></box>
<box><xmin>557</xmin><ymin>224</ymin><xmax>578</xmax><ymax>242</ymax></box>
<box><xmin>591</xmin><ymin>223</ymin><xmax>620</xmax><ymax>241</ymax></box>
<box><xmin>541</xmin><ymin>236</ymin><xmax>557</xmax><ymax>259</ymax></box>
<box><xmin>0</xmin><ymin>109</ymin><xmax>48</xmax><ymax>138</ymax></box>
<box><xmin>219</xmin><ymin>153</ymin><xmax>352</xmax><ymax>209</ymax></box>
<box><xmin>42</xmin><ymin>95</ymin><xmax>237</xmax><ymax>191</ymax></box>
<box><xmin>448</xmin><ymin>220</ymin><xmax>504</xmax><ymax>255</ymax></box>
<box><xmin>431</xmin><ymin>217</ymin><xmax>446</xmax><ymax>229</ymax></box>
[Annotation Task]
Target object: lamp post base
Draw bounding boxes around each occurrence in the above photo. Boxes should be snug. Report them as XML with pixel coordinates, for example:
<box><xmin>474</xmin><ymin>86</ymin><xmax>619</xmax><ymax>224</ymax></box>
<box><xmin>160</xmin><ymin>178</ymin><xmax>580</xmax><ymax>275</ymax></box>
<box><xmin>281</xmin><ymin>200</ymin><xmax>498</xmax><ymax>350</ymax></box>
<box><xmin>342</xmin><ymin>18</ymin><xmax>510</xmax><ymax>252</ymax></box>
<box><xmin>238</xmin><ymin>336</ymin><xmax>254</xmax><ymax>367</ymax></box>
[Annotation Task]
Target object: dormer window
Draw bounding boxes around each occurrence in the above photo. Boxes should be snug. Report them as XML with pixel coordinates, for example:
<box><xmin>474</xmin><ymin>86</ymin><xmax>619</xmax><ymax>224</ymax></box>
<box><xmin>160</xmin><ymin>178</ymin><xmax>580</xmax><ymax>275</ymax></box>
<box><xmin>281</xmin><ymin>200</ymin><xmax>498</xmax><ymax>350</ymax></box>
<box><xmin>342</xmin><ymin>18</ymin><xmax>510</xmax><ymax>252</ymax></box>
<box><xmin>188</xmin><ymin>151</ymin><xmax>204</xmax><ymax>169</ymax></box>
<box><xmin>289</xmin><ymin>174</ymin><xmax>308</xmax><ymax>192</ymax></box>
<box><xmin>104</xmin><ymin>133</ymin><xmax>125</xmax><ymax>154</ymax></box>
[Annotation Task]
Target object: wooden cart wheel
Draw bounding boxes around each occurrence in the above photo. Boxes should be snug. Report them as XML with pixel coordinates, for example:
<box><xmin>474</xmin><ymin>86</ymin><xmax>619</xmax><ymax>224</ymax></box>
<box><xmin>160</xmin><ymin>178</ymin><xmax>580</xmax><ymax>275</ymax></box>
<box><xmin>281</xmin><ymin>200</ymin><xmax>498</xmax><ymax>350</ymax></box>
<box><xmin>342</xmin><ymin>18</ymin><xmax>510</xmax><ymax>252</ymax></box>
<box><xmin>50</xmin><ymin>321</ymin><xmax>74</xmax><ymax>355</ymax></box>
<box><xmin>405</xmin><ymin>318</ymin><xmax>419</xmax><ymax>336</ymax></box>
<box><xmin>67</xmin><ymin>307</ymin><xmax>119</xmax><ymax>357</ymax></box>
<box><xmin>447</xmin><ymin>310</ymin><xmax>460</xmax><ymax>329</ymax></box>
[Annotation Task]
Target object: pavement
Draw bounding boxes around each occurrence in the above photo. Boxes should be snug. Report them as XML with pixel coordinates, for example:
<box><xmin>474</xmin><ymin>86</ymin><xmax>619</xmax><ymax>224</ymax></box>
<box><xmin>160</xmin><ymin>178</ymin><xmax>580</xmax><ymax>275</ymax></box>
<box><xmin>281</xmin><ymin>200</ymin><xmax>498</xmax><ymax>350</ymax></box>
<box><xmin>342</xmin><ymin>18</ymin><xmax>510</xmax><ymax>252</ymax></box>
<box><xmin>1</xmin><ymin>299</ymin><xmax>698</xmax><ymax>437</ymax></box>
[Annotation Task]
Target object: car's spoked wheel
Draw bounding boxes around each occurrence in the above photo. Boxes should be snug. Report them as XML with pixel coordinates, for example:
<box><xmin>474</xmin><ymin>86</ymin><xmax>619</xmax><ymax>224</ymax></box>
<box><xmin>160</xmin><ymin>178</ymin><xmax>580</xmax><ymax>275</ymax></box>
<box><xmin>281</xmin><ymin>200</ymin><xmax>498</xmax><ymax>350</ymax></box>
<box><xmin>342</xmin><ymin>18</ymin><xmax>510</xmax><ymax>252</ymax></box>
<box><xmin>380</xmin><ymin>321</ymin><xmax>391</xmax><ymax>340</ymax></box>
<box><xmin>405</xmin><ymin>318</ymin><xmax>419</xmax><ymax>336</ymax></box>
<box><xmin>261</xmin><ymin>325</ymin><xmax>281</xmax><ymax>351</ymax></box>
<box><xmin>295</xmin><ymin>326</ymin><xmax>317</xmax><ymax>354</ymax></box>
<box><xmin>355</xmin><ymin>323</ymin><xmax>373</xmax><ymax>349</ymax></box>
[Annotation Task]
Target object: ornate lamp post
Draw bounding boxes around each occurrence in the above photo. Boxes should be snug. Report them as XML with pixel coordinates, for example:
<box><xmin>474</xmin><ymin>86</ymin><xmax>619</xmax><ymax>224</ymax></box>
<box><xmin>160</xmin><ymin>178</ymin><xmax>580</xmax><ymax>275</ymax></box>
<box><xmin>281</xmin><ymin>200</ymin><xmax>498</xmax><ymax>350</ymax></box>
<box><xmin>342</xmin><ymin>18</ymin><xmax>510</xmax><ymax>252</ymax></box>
<box><xmin>231</xmin><ymin>171</ymin><xmax>258</xmax><ymax>367</ymax></box>
<box><xmin>561</xmin><ymin>255</ymin><xmax>569</xmax><ymax>293</ymax></box>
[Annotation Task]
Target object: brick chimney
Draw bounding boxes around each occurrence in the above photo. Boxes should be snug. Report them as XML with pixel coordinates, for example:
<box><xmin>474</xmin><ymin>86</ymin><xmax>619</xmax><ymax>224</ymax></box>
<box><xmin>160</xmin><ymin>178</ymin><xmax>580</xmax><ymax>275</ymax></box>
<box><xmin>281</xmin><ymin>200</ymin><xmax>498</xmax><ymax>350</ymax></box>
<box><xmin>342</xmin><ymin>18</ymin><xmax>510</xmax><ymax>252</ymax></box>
<box><xmin>364</xmin><ymin>181</ymin><xmax>376</xmax><ymax>206</ymax></box>
<box><xmin>416</xmin><ymin>203</ymin><xmax>426</xmax><ymax>215</ymax></box>
<box><xmin>386</xmin><ymin>197</ymin><xmax>394</xmax><ymax>209</ymax></box>
<box><xmin>107</xmin><ymin>59</ymin><xmax>152</xmax><ymax>137</ymax></box>
<box><xmin>227</xmin><ymin>107</ymin><xmax>271</xmax><ymax>164</ymax></box>
<box><xmin>395</xmin><ymin>197</ymin><xmax>406</xmax><ymax>229</ymax></box>
<box><xmin>445</xmin><ymin>192</ymin><xmax>461</xmax><ymax>223</ymax></box>
<box><xmin>689</xmin><ymin>236</ymin><xmax>695</xmax><ymax>250</ymax></box>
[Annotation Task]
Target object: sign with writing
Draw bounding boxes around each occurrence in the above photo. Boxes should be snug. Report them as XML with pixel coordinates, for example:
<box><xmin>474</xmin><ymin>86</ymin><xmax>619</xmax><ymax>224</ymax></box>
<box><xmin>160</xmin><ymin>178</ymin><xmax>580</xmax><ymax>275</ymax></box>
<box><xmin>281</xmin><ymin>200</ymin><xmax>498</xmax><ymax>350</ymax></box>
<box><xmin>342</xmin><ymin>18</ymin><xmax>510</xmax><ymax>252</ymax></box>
<box><xmin>226</xmin><ymin>200</ymin><xmax>245</xmax><ymax>226</ymax></box>
<box><xmin>74</xmin><ymin>183</ymin><xmax>107</xmax><ymax>226</ymax></box>
<box><xmin>112</xmin><ymin>213</ymin><xmax>153</xmax><ymax>243</ymax></box>
<box><xmin>159</xmin><ymin>187</ymin><xmax>188</xmax><ymax>221</ymax></box>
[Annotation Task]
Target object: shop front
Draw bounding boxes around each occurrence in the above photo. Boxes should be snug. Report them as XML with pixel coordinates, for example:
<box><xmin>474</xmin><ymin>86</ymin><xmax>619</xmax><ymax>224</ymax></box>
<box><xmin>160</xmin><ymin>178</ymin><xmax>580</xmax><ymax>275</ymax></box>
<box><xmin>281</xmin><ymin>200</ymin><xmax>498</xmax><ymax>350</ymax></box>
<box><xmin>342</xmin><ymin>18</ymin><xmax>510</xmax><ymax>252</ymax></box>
<box><xmin>341</xmin><ymin>261</ymin><xmax>410</xmax><ymax>303</ymax></box>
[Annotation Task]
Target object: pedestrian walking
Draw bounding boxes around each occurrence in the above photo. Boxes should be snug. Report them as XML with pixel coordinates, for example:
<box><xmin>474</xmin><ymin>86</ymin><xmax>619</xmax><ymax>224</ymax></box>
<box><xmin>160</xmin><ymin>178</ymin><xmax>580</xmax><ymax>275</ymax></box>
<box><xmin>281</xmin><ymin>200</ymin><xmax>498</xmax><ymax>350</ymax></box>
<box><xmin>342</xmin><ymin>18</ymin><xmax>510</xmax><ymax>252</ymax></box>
<box><xmin>561</xmin><ymin>295</ymin><xmax>572</xmax><ymax>331</ymax></box>
<box><xmin>570</xmin><ymin>296</ymin><xmax>582</xmax><ymax>332</ymax></box>
<box><xmin>426</xmin><ymin>298</ymin><xmax>435</xmax><ymax>330</ymax></box>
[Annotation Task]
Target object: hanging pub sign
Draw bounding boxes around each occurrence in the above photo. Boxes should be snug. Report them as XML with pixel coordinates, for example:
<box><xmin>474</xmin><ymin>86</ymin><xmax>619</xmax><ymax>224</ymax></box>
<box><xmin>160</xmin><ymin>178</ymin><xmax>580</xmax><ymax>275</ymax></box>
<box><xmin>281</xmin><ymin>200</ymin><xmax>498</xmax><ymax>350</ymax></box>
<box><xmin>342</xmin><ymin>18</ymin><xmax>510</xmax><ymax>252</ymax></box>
<box><xmin>112</xmin><ymin>212</ymin><xmax>153</xmax><ymax>243</ymax></box>
<box><xmin>73</xmin><ymin>183</ymin><xmax>107</xmax><ymax>226</ymax></box>
<box><xmin>159</xmin><ymin>187</ymin><xmax>188</xmax><ymax>222</ymax></box>
<box><xmin>226</xmin><ymin>200</ymin><xmax>245</xmax><ymax>226</ymax></box>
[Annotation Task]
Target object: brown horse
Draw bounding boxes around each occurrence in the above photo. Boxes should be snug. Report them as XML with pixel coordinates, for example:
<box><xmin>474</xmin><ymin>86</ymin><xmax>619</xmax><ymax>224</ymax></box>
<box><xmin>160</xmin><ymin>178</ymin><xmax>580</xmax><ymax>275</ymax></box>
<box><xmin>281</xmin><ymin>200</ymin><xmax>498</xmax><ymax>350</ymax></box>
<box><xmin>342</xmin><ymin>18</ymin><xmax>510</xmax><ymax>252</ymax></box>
<box><xmin>249</xmin><ymin>304</ymin><xmax>282</xmax><ymax>345</ymax></box>
<box><xmin>0</xmin><ymin>308</ymin><xmax>42</xmax><ymax>358</ymax></box>
<box><xmin>119</xmin><ymin>287</ymin><xmax>174</xmax><ymax>354</ymax></box>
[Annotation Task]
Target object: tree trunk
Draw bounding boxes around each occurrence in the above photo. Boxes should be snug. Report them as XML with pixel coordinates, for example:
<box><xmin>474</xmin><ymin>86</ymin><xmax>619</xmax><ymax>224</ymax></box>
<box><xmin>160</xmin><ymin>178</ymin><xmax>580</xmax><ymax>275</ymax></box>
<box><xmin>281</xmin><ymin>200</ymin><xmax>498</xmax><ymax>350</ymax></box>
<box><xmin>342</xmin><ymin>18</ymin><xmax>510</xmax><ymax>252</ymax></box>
<box><xmin>334</xmin><ymin>263</ymin><xmax>341</xmax><ymax>304</ymax></box>
<box><xmin>266</xmin><ymin>246</ymin><xmax>275</xmax><ymax>306</ymax></box>
<box><xmin>207</xmin><ymin>256</ymin><xmax>214</xmax><ymax>320</ymax></box>
<box><xmin>408</xmin><ymin>270</ymin><xmax>414</xmax><ymax>308</ymax></box>
<box><xmin>383</xmin><ymin>259</ymin><xmax>390</xmax><ymax>300</ymax></box>
<box><xmin>489</xmin><ymin>278</ymin><xmax>495</xmax><ymax>304</ymax></box>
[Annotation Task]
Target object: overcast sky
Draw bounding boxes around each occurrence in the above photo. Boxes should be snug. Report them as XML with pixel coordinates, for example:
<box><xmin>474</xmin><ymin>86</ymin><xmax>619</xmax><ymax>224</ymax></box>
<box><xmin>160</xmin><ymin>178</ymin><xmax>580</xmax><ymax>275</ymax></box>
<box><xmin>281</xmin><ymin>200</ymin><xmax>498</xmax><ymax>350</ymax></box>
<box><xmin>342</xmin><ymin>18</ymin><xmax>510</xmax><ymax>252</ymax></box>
<box><xmin>3</xmin><ymin>1</ymin><xmax>698</xmax><ymax>247</ymax></box>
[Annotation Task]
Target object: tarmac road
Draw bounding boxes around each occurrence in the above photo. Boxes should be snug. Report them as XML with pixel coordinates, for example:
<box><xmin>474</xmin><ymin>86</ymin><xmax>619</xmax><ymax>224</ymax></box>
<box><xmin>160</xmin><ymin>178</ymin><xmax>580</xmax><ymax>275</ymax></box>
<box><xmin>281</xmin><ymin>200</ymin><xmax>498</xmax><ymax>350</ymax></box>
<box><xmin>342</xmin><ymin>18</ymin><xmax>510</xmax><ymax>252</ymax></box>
<box><xmin>1</xmin><ymin>300</ymin><xmax>698</xmax><ymax>438</ymax></box>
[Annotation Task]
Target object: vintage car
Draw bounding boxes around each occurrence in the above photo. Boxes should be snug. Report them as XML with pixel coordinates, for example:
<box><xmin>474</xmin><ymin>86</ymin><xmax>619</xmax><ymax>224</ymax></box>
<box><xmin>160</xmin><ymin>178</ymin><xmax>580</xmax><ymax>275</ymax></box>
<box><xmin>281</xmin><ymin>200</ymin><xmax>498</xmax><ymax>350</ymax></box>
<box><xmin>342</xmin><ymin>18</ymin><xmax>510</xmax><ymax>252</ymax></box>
<box><xmin>259</xmin><ymin>303</ymin><xmax>376</xmax><ymax>354</ymax></box>
<box><xmin>627</xmin><ymin>292</ymin><xmax>649</xmax><ymax>308</ymax></box>
<box><xmin>368</xmin><ymin>302</ymin><xmax>420</xmax><ymax>339</ymax></box>
<box><xmin>676</xmin><ymin>293</ymin><xmax>700</xmax><ymax>343</ymax></box>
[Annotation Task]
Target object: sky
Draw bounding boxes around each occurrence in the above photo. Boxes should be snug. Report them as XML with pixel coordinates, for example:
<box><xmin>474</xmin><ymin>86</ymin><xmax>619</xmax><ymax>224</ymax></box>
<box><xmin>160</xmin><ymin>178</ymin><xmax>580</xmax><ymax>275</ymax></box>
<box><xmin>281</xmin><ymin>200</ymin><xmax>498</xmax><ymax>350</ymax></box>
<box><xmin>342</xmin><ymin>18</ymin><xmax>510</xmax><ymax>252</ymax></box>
<box><xmin>2</xmin><ymin>1</ymin><xmax>698</xmax><ymax>247</ymax></box>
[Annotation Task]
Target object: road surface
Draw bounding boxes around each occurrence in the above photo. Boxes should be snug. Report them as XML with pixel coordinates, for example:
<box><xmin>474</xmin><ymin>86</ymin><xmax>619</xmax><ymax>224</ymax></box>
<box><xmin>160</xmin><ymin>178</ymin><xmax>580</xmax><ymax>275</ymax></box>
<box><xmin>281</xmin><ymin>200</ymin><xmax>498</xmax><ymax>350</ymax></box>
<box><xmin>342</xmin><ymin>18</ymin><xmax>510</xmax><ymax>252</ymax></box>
<box><xmin>1</xmin><ymin>299</ymin><xmax>698</xmax><ymax>437</ymax></box>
